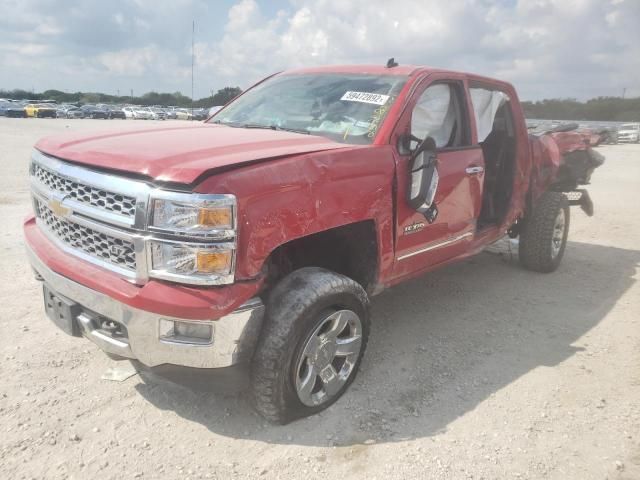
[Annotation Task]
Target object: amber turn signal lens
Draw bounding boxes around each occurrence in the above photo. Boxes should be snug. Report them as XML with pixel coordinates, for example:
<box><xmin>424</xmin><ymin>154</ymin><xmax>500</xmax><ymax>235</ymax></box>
<box><xmin>196</xmin><ymin>250</ymin><xmax>232</xmax><ymax>274</ymax></box>
<box><xmin>197</xmin><ymin>207</ymin><xmax>232</xmax><ymax>228</ymax></box>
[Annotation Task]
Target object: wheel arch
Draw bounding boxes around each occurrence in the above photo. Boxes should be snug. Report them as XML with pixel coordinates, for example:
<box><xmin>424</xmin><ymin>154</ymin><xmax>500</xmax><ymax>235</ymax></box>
<box><xmin>263</xmin><ymin>220</ymin><xmax>379</xmax><ymax>295</ymax></box>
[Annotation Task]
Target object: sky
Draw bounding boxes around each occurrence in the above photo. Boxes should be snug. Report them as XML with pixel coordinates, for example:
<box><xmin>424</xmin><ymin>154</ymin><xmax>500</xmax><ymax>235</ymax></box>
<box><xmin>0</xmin><ymin>0</ymin><xmax>638</xmax><ymax>101</ymax></box>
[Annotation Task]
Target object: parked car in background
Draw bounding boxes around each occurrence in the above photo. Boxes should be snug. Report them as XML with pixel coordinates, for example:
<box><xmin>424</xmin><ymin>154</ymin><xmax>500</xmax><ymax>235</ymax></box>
<box><xmin>192</xmin><ymin>108</ymin><xmax>209</xmax><ymax>121</ymax></box>
<box><xmin>57</xmin><ymin>105</ymin><xmax>84</xmax><ymax>119</ymax></box>
<box><xmin>164</xmin><ymin>107</ymin><xmax>177</xmax><ymax>119</ymax></box>
<box><xmin>146</xmin><ymin>107</ymin><xmax>167</xmax><ymax>120</ymax></box>
<box><xmin>80</xmin><ymin>105</ymin><xmax>109</xmax><ymax>119</ymax></box>
<box><xmin>0</xmin><ymin>101</ymin><xmax>12</xmax><ymax>116</ymax></box>
<box><xmin>208</xmin><ymin>105</ymin><xmax>223</xmax><ymax>117</ymax></box>
<box><xmin>122</xmin><ymin>106</ymin><xmax>151</xmax><ymax>120</ymax></box>
<box><xmin>24</xmin><ymin>104</ymin><xmax>37</xmax><ymax>117</ymax></box>
<box><xmin>56</xmin><ymin>104</ymin><xmax>74</xmax><ymax>117</ymax></box>
<box><xmin>595</xmin><ymin>125</ymin><xmax>618</xmax><ymax>145</ymax></box>
<box><xmin>55</xmin><ymin>105</ymin><xmax>69</xmax><ymax>118</ymax></box>
<box><xmin>617</xmin><ymin>123</ymin><xmax>640</xmax><ymax>143</ymax></box>
<box><xmin>4</xmin><ymin>102</ymin><xmax>27</xmax><ymax>118</ymax></box>
<box><xmin>25</xmin><ymin>103</ymin><xmax>57</xmax><ymax>118</ymax></box>
<box><xmin>105</xmin><ymin>105</ymin><xmax>126</xmax><ymax>119</ymax></box>
<box><xmin>174</xmin><ymin>108</ymin><xmax>193</xmax><ymax>120</ymax></box>
<box><xmin>121</xmin><ymin>106</ymin><xmax>135</xmax><ymax>119</ymax></box>
<box><xmin>38</xmin><ymin>104</ymin><xmax>58</xmax><ymax>118</ymax></box>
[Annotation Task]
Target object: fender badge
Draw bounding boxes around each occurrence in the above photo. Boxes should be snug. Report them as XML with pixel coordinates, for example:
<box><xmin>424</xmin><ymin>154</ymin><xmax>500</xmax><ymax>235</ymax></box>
<box><xmin>403</xmin><ymin>221</ymin><xmax>426</xmax><ymax>235</ymax></box>
<box><xmin>48</xmin><ymin>198</ymin><xmax>71</xmax><ymax>218</ymax></box>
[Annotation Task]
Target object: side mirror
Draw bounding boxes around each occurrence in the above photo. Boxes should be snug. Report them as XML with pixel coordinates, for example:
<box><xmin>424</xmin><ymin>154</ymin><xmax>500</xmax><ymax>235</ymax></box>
<box><xmin>407</xmin><ymin>137</ymin><xmax>439</xmax><ymax>215</ymax></box>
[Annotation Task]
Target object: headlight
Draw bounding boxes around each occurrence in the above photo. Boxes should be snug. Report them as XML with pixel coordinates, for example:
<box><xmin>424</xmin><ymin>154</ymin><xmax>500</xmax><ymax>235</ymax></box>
<box><xmin>147</xmin><ymin>191</ymin><xmax>237</xmax><ymax>284</ymax></box>
<box><xmin>149</xmin><ymin>241</ymin><xmax>235</xmax><ymax>284</ymax></box>
<box><xmin>150</xmin><ymin>192</ymin><xmax>236</xmax><ymax>239</ymax></box>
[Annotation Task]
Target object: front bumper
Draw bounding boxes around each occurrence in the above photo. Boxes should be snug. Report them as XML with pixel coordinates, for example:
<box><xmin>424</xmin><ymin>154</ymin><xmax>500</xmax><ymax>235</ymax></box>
<box><xmin>27</xmin><ymin>244</ymin><xmax>265</xmax><ymax>369</ymax></box>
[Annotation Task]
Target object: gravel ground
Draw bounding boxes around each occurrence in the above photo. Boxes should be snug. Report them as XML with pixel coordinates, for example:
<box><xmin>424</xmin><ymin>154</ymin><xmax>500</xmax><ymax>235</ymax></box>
<box><xmin>1</xmin><ymin>118</ymin><xmax>639</xmax><ymax>480</ymax></box>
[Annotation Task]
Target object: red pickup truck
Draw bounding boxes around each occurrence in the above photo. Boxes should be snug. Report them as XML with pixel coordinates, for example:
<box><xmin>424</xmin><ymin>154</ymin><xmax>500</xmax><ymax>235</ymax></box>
<box><xmin>25</xmin><ymin>63</ymin><xmax>602</xmax><ymax>423</ymax></box>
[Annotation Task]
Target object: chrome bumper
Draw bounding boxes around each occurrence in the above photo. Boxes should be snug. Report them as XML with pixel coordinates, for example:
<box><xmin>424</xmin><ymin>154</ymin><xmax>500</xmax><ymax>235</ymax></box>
<box><xmin>27</xmin><ymin>245</ymin><xmax>264</xmax><ymax>369</ymax></box>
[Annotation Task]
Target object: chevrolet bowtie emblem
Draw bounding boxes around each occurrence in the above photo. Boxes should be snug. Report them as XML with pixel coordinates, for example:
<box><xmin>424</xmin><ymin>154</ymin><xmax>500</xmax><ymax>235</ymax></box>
<box><xmin>48</xmin><ymin>197</ymin><xmax>71</xmax><ymax>218</ymax></box>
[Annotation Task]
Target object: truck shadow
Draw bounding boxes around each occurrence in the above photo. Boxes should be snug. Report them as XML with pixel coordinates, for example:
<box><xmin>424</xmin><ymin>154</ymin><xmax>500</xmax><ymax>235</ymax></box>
<box><xmin>135</xmin><ymin>240</ymin><xmax>639</xmax><ymax>447</ymax></box>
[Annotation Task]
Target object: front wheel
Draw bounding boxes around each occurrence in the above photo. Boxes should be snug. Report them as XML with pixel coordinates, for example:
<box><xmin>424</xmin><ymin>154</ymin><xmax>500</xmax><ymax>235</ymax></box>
<box><xmin>519</xmin><ymin>191</ymin><xmax>570</xmax><ymax>273</ymax></box>
<box><xmin>251</xmin><ymin>267</ymin><xmax>370</xmax><ymax>424</ymax></box>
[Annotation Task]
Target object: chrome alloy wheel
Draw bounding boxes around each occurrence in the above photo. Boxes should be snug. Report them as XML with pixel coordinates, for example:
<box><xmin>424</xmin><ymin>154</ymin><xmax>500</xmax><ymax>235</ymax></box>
<box><xmin>551</xmin><ymin>208</ymin><xmax>566</xmax><ymax>259</ymax></box>
<box><xmin>294</xmin><ymin>310</ymin><xmax>363</xmax><ymax>407</ymax></box>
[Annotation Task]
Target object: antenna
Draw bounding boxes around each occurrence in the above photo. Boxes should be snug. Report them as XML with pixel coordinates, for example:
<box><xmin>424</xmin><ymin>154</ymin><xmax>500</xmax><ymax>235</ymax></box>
<box><xmin>191</xmin><ymin>20</ymin><xmax>195</xmax><ymax>120</ymax></box>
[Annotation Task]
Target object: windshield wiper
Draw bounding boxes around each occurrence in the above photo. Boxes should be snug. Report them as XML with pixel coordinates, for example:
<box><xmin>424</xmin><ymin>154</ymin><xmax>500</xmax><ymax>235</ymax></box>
<box><xmin>210</xmin><ymin>120</ymin><xmax>310</xmax><ymax>135</ymax></box>
<box><xmin>240</xmin><ymin>123</ymin><xmax>310</xmax><ymax>135</ymax></box>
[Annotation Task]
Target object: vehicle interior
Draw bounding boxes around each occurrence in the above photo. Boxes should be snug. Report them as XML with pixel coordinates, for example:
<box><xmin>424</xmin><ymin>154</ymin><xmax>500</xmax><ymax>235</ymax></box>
<box><xmin>477</xmin><ymin>97</ymin><xmax>517</xmax><ymax>228</ymax></box>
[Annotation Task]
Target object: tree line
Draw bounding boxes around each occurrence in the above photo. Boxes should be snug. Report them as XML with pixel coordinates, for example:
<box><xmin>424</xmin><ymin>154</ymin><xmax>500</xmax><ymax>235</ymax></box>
<box><xmin>0</xmin><ymin>87</ymin><xmax>242</xmax><ymax>108</ymax></box>
<box><xmin>521</xmin><ymin>97</ymin><xmax>640</xmax><ymax>122</ymax></box>
<box><xmin>2</xmin><ymin>87</ymin><xmax>639</xmax><ymax>121</ymax></box>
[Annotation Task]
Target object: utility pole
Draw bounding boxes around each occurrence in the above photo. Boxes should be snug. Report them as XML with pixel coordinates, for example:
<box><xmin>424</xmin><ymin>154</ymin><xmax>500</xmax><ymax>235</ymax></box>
<box><xmin>131</xmin><ymin>89</ymin><xmax>133</xmax><ymax>103</ymax></box>
<box><xmin>622</xmin><ymin>87</ymin><xmax>626</xmax><ymax>99</ymax></box>
<box><xmin>191</xmin><ymin>19</ymin><xmax>195</xmax><ymax>120</ymax></box>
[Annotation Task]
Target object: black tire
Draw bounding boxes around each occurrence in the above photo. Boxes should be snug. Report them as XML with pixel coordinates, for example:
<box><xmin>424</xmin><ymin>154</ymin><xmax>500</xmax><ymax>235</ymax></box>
<box><xmin>250</xmin><ymin>267</ymin><xmax>370</xmax><ymax>424</ymax></box>
<box><xmin>519</xmin><ymin>191</ymin><xmax>570</xmax><ymax>273</ymax></box>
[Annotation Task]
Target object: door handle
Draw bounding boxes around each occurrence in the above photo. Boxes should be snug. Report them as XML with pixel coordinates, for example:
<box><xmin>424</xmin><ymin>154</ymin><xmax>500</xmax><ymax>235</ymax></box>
<box><xmin>465</xmin><ymin>166</ymin><xmax>484</xmax><ymax>175</ymax></box>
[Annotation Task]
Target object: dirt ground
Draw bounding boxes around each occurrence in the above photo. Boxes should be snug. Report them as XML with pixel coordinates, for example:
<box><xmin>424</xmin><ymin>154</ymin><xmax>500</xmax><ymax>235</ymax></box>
<box><xmin>0</xmin><ymin>118</ymin><xmax>638</xmax><ymax>480</ymax></box>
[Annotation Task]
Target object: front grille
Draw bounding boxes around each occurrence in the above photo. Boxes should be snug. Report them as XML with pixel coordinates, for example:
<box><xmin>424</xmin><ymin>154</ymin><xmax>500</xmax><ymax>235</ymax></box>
<box><xmin>35</xmin><ymin>200</ymin><xmax>137</xmax><ymax>271</ymax></box>
<box><xmin>33</xmin><ymin>163</ymin><xmax>137</xmax><ymax>218</ymax></box>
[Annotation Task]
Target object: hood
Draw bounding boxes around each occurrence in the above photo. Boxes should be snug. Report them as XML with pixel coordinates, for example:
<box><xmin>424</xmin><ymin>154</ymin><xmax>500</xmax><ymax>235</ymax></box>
<box><xmin>35</xmin><ymin>123</ymin><xmax>351</xmax><ymax>184</ymax></box>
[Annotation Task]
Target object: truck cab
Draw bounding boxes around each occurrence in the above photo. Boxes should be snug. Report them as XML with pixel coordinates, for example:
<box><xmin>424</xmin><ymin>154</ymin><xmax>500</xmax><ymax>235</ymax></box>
<box><xmin>24</xmin><ymin>64</ymin><xmax>600</xmax><ymax>423</ymax></box>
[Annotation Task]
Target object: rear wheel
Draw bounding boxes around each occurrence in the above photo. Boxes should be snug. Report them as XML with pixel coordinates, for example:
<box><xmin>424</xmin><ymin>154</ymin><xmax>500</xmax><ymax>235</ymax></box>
<box><xmin>519</xmin><ymin>191</ymin><xmax>570</xmax><ymax>273</ymax></box>
<box><xmin>250</xmin><ymin>267</ymin><xmax>369</xmax><ymax>424</ymax></box>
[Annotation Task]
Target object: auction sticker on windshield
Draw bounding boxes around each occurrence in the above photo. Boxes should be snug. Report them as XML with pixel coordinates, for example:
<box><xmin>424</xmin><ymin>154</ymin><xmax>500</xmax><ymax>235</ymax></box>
<box><xmin>341</xmin><ymin>91</ymin><xmax>390</xmax><ymax>105</ymax></box>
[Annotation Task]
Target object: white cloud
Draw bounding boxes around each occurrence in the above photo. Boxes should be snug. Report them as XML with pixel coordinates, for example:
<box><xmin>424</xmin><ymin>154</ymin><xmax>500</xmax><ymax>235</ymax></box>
<box><xmin>194</xmin><ymin>0</ymin><xmax>640</xmax><ymax>99</ymax></box>
<box><xmin>98</xmin><ymin>46</ymin><xmax>160</xmax><ymax>76</ymax></box>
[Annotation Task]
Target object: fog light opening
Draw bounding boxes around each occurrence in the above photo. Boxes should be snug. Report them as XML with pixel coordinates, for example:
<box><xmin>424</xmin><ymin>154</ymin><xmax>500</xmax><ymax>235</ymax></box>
<box><xmin>159</xmin><ymin>319</ymin><xmax>213</xmax><ymax>345</ymax></box>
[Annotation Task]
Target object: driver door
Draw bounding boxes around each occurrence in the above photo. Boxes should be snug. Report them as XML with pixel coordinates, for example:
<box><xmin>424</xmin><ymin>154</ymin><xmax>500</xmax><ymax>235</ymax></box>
<box><xmin>392</xmin><ymin>77</ymin><xmax>485</xmax><ymax>280</ymax></box>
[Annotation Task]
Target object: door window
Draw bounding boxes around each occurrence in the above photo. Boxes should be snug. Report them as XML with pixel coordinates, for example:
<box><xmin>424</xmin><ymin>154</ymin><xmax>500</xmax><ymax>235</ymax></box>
<box><xmin>469</xmin><ymin>88</ymin><xmax>509</xmax><ymax>142</ymax></box>
<box><xmin>411</xmin><ymin>83</ymin><xmax>467</xmax><ymax>149</ymax></box>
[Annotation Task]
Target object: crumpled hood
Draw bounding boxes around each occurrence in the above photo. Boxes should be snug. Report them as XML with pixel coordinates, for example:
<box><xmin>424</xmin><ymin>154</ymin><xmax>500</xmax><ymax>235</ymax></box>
<box><xmin>35</xmin><ymin>123</ymin><xmax>349</xmax><ymax>184</ymax></box>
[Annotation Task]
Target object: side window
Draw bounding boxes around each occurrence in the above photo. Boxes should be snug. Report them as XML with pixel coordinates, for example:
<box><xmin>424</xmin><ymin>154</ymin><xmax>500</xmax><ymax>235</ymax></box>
<box><xmin>411</xmin><ymin>83</ymin><xmax>468</xmax><ymax>149</ymax></box>
<box><xmin>469</xmin><ymin>88</ymin><xmax>510</xmax><ymax>142</ymax></box>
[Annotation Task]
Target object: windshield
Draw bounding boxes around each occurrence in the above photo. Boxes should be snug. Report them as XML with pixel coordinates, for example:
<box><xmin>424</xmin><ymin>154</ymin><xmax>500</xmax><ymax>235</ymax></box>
<box><xmin>620</xmin><ymin>124</ymin><xmax>639</xmax><ymax>130</ymax></box>
<box><xmin>209</xmin><ymin>73</ymin><xmax>408</xmax><ymax>144</ymax></box>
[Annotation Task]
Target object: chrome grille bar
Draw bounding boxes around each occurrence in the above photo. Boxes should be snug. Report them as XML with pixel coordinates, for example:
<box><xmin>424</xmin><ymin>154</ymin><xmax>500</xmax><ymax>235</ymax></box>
<box><xmin>33</xmin><ymin>162</ymin><xmax>137</xmax><ymax>218</ymax></box>
<box><xmin>30</xmin><ymin>150</ymin><xmax>152</xmax><ymax>229</ymax></box>
<box><xmin>36</xmin><ymin>199</ymin><xmax>137</xmax><ymax>271</ymax></box>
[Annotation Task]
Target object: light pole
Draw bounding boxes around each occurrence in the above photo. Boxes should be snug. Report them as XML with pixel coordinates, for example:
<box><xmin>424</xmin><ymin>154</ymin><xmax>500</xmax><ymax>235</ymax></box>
<box><xmin>191</xmin><ymin>19</ymin><xmax>195</xmax><ymax>120</ymax></box>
